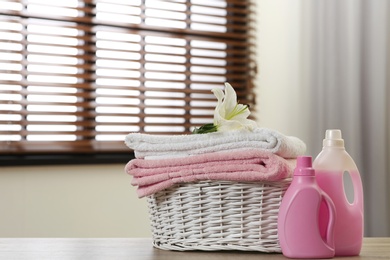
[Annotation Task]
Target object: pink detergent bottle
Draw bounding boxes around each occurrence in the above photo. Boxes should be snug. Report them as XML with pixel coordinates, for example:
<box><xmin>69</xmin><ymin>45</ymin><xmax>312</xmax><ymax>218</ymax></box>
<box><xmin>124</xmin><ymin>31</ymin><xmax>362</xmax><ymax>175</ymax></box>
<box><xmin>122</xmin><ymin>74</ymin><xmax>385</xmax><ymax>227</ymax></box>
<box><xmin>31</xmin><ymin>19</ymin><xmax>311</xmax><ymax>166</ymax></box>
<box><xmin>278</xmin><ymin>156</ymin><xmax>336</xmax><ymax>259</ymax></box>
<box><xmin>313</xmin><ymin>129</ymin><xmax>364</xmax><ymax>256</ymax></box>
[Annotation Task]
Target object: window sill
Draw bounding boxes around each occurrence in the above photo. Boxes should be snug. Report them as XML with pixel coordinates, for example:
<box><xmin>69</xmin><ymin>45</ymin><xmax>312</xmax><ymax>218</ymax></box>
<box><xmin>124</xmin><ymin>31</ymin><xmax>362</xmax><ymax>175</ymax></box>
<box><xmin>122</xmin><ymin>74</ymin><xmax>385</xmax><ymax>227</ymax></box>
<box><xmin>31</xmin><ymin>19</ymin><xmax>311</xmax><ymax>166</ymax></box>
<box><xmin>0</xmin><ymin>152</ymin><xmax>135</xmax><ymax>166</ymax></box>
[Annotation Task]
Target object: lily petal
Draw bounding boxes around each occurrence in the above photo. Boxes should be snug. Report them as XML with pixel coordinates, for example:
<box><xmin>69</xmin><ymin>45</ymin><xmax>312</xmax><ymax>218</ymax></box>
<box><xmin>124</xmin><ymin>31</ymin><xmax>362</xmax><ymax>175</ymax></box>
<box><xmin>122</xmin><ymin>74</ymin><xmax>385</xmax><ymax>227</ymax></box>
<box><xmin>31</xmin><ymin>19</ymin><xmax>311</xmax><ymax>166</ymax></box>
<box><xmin>210</xmin><ymin>82</ymin><xmax>258</xmax><ymax>132</ymax></box>
<box><xmin>223</xmin><ymin>82</ymin><xmax>238</xmax><ymax>114</ymax></box>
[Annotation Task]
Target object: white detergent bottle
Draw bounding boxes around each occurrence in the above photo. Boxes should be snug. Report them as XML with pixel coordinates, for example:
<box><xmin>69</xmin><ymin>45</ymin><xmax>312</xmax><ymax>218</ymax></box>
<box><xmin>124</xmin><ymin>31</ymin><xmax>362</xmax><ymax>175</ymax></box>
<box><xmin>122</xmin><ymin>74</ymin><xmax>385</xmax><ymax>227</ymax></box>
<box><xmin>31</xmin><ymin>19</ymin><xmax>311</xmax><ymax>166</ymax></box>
<box><xmin>313</xmin><ymin>129</ymin><xmax>364</xmax><ymax>256</ymax></box>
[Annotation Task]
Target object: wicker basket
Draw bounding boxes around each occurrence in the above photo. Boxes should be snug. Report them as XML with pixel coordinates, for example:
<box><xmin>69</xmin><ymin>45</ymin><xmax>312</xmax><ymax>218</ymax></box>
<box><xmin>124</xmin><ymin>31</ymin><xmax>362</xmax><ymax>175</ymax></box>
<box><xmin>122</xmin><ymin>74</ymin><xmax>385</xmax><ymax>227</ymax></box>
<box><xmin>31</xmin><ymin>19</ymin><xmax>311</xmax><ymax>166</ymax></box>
<box><xmin>147</xmin><ymin>180</ymin><xmax>291</xmax><ymax>252</ymax></box>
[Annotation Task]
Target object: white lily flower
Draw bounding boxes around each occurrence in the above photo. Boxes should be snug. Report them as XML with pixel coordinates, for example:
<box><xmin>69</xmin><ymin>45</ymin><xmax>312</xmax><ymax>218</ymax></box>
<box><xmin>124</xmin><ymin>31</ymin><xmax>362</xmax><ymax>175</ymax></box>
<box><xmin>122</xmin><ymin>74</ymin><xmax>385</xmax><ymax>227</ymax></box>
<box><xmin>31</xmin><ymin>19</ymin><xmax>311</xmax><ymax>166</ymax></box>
<box><xmin>211</xmin><ymin>82</ymin><xmax>258</xmax><ymax>132</ymax></box>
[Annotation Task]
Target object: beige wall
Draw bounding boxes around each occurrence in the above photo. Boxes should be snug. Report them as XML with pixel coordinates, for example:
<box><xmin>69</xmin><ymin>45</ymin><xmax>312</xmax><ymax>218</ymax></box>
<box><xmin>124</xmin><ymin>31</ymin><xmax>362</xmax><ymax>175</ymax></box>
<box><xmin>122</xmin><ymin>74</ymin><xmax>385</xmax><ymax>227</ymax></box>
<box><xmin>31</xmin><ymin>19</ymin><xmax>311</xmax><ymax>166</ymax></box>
<box><xmin>255</xmin><ymin>0</ymin><xmax>310</xmax><ymax>143</ymax></box>
<box><xmin>0</xmin><ymin>164</ymin><xmax>150</xmax><ymax>237</ymax></box>
<box><xmin>0</xmin><ymin>0</ymin><xmax>309</xmax><ymax>238</ymax></box>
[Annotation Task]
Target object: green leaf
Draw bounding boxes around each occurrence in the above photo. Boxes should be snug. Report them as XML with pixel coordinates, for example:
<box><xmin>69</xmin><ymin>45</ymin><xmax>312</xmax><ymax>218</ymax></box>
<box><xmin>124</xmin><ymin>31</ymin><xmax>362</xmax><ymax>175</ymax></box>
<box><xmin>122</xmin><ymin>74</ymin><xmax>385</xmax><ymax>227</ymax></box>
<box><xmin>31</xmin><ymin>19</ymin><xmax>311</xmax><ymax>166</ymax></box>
<box><xmin>192</xmin><ymin>123</ymin><xmax>218</xmax><ymax>134</ymax></box>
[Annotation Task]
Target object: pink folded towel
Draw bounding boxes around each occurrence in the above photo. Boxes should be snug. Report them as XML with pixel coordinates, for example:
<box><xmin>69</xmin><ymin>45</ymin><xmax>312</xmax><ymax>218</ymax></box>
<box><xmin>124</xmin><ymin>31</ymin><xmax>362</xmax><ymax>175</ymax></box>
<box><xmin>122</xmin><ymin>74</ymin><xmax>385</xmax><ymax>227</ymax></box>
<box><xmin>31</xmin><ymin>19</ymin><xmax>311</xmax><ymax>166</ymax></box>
<box><xmin>125</xmin><ymin>149</ymin><xmax>295</xmax><ymax>198</ymax></box>
<box><xmin>125</xmin><ymin>128</ymin><xmax>306</xmax><ymax>159</ymax></box>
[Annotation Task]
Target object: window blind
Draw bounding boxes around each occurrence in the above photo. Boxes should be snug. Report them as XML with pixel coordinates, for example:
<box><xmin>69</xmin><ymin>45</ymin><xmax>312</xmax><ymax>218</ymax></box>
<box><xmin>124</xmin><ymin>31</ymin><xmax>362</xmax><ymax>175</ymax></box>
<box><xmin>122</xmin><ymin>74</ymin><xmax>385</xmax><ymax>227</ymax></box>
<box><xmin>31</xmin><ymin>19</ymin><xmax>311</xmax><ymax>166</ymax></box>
<box><xmin>0</xmin><ymin>0</ymin><xmax>257</xmax><ymax>154</ymax></box>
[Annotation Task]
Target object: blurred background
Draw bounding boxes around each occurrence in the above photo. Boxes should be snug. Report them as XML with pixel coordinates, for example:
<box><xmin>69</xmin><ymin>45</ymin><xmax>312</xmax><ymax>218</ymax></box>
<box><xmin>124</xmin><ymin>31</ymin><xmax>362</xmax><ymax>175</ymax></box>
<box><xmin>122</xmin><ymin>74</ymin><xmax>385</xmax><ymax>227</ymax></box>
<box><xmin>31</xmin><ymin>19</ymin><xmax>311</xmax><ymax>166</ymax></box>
<box><xmin>1</xmin><ymin>0</ymin><xmax>389</xmax><ymax>237</ymax></box>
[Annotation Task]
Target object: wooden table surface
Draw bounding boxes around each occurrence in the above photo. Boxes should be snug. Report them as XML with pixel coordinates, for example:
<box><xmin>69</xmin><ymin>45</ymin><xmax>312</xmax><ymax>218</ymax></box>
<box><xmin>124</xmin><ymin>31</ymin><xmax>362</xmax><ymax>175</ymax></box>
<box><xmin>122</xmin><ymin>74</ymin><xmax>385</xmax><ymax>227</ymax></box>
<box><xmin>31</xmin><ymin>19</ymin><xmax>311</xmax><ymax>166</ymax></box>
<box><xmin>0</xmin><ymin>237</ymin><xmax>388</xmax><ymax>260</ymax></box>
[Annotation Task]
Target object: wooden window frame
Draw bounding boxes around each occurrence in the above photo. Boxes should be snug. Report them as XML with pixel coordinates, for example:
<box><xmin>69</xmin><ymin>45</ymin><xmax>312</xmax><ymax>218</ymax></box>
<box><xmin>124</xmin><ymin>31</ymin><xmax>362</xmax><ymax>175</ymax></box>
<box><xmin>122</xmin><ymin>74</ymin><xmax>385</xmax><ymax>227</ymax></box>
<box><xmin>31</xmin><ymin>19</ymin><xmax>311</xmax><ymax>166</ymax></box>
<box><xmin>0</xmin><ymin>0</ymin><xmax>257</xmax><ymax>165</ymax></box>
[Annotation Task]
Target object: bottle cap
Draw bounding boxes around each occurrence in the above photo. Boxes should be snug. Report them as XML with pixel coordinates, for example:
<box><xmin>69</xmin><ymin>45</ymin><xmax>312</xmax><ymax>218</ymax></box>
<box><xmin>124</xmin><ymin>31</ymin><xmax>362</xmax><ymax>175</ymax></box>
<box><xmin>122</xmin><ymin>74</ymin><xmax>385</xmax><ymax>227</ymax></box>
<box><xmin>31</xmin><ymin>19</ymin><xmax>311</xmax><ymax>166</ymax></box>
<box><xmin>323</xmin><ymin>129</ymin><xmax>344</xmax><ymax>147</ymax></box>
<box><xmin>294</xmin><ymin>156</ymin><xmax>315</xmax><ymax>176</ymax></box>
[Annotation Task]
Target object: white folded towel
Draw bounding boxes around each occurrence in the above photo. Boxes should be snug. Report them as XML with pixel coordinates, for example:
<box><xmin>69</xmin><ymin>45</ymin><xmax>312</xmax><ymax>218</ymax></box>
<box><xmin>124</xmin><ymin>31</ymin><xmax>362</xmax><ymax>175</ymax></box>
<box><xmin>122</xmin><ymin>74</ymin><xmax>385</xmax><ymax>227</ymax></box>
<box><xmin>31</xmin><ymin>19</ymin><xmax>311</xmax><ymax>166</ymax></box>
<box><xmin>125</xmin><ymin>128</ymin><xmax>306</xmax><ymax>159</ymax></box>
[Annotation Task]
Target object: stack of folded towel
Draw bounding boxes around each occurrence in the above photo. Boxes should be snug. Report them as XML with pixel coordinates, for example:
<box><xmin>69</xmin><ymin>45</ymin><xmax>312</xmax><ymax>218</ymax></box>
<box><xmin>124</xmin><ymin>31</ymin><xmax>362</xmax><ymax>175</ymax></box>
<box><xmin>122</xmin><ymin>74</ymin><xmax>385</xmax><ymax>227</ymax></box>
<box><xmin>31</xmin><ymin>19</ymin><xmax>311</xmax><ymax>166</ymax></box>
<box><xmin>125</xmin><ymin>128</ymin><xmax>306</xmax><ymax>198</ymax></box>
